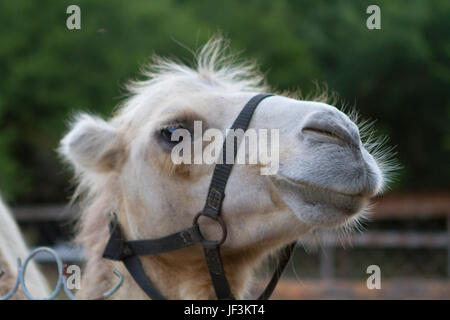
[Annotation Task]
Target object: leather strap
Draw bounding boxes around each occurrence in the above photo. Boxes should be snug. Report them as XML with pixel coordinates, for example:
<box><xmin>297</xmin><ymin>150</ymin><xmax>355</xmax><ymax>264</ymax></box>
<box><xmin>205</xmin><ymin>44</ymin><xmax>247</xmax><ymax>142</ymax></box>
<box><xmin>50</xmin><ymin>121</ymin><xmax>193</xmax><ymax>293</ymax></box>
<box><xmin>122</xmin><ymin>255</ymin><xmax>166</xmax><ymax>300</ymax></box>
<box><xmin>103</xmin><ymin>217</ymin><xmax>202</xmax><ymax>300</ymax></box>
<box><xmin>202</xmin><ymin>93</ymin><xmax>273</xmax><ymax>219</ymax></box>
<box><xmin>127</xmin><ymin>225</ymin><xmax>202</xmax><ymax>255</ymax></box>
<box><xmin>103</xmin><ymin>218</ymin><xmax>166</xmax><ymax>300</ymax></box>
<box><xmin>202</xmin><ymin>241</ymin><xmax>235</xmax><ymax>300</ymax></box>
<box><xmin>199</xmin><ymin>94</ymin><xmax>273</xmax><ymax>299</ymax></box>
<box><xmin>258</xmin><ymin>242</ymin><xmax>296</xmax><ymax>300</ymax></box>
<box><xmin>103</xmin><ymin>217</ymin><xmax>203</xmax><ymax>259</ymax></box>
<box><xmin>103</xmin><ymin>215</ymin><xmax>296</xmax><ymax>300</ymax></box>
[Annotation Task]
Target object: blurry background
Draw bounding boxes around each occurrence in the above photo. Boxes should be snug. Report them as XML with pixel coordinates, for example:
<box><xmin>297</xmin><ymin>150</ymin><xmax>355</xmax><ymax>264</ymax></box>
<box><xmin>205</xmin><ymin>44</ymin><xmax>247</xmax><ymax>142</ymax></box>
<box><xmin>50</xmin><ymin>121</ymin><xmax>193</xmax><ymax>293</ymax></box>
<box><xmin>0</xmin><ymin>0</ymin><xmax>449</xmax><ymax>299</ymax></box>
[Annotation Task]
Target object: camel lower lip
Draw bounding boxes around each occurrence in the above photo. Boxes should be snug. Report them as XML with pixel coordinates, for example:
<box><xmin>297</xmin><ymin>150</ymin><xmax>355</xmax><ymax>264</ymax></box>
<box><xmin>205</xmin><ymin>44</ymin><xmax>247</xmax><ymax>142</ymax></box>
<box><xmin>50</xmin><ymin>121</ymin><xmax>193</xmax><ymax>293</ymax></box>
<box><xmin>273</xmin><ymin>175</ymin><xmax>367</xmax><ymax>215</ymax></box>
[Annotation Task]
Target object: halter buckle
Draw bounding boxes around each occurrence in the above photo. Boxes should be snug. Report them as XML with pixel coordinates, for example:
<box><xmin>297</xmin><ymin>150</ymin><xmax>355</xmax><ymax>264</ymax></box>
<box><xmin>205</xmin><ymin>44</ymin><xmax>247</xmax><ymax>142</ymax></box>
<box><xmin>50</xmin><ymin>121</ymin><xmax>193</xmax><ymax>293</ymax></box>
<box><xmin>193</xmin><ymin>212</ymin><xmax>227</xmax><ymax>246</ymax></box>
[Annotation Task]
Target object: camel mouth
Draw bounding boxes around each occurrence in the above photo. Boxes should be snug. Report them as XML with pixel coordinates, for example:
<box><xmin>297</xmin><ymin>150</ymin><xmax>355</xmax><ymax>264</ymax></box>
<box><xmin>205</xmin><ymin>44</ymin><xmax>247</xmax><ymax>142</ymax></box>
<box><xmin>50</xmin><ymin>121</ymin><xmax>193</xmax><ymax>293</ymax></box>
<box><xmin>276</xmin><ymin>175</ymin><xmax>363</xmax><ymax>198</ymax></box>
<box><xmin>272</xmin><ymin>174</ymin><xmax>369</xmax><ymax>218</ymax></box>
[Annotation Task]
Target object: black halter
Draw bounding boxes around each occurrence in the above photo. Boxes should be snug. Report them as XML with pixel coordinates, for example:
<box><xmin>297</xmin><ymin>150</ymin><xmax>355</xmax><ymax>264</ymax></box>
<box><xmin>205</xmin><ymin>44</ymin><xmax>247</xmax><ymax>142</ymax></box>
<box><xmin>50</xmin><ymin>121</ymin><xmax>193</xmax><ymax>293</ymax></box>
<box><xmin>103</xmin><ymin>93</ymin><xmax>296</xmax><ymax>300</ymax></box>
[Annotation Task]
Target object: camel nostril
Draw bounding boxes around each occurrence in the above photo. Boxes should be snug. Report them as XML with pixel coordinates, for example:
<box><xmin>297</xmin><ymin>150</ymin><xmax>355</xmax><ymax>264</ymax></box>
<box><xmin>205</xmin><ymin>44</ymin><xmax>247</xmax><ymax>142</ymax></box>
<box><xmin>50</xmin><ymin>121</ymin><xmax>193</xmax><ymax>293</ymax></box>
<box><xmin>302</xmin><ymin>124</ymin><xmax>357</xmax><ymax>146</ymax></box>
<box><xmin>302</xmin><ymin>127</ymin><xmax>343</xmax><ymax>142</ymax></box>
<box><xmin>301</xmin><ymin>112</ymin><xmax>360</xmax><ymax>147</ymax></box>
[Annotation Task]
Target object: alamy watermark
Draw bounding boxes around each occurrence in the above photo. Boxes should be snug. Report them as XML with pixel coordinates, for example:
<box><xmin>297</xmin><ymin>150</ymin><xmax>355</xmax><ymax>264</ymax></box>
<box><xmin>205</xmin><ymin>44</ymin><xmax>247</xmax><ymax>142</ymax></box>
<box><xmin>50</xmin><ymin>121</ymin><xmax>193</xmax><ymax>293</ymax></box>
<box><xmin>366</xmin><ymin>5</ymin><xmax>381</xmax><ymax>30</ymax></box>
<box><xmin>67</xmin><ymin>5</ymin><xmax>381</xmax><ymax>31</ymax></box>
<box><xmin>366</xmin><ymin>264</ymin><xmax>381</xmax><ymax>289</ymax></box>
<box><xmin>64</xmin><ymin>264</ymin><xmax>81</xmax><ymax>290</ymax></box>
<box><xmin>66</xmin><ymin>5</ymin><xmax>81</xmax><ymax>30</ymax></box>
<box><xmin>169</xmin><ymin>121</ymin><xmax>280</xmax><ymax>175</ymax></box>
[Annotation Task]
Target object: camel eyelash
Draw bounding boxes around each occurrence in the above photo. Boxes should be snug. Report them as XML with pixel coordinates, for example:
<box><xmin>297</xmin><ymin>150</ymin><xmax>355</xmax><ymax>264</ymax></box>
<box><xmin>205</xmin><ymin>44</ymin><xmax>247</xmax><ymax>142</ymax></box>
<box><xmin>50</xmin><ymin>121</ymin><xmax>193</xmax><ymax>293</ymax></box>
<box><xmin>160</xmin><ymin>122</ymin><xmax>185</xmax><ymax>130</ymax></box>
<box><xmin>156</xmin><ymin>114</ymin><xmax>205</xmax><ymax>148</ymax></box>
<box><xmin>157</xmin><ymin>122</ymin><xmax>190</xmax><ymax>150</ymax></box>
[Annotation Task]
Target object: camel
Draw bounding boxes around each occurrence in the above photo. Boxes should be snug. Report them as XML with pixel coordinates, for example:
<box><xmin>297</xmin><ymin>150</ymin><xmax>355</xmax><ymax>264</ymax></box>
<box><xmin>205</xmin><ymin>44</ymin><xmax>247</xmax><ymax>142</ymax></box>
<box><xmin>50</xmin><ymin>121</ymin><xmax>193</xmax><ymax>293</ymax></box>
<box><xmin>0</xmin><ymin>195</ymin><xmax>50</xmax><ymax>299</ymax></box>
<box><xmin>59</xmin><ymin>37</ymin><xmax>393</xmax><ymax>299</ymax></box>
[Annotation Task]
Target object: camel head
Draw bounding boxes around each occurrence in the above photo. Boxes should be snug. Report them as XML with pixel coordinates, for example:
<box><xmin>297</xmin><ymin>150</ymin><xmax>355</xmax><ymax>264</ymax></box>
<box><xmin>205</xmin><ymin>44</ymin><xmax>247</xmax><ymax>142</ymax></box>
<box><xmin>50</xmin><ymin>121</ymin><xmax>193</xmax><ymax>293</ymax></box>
<box><xmin>59</xmin><ymin>38</ymin><xmax>393</xmax><ymax>299</ymax></box>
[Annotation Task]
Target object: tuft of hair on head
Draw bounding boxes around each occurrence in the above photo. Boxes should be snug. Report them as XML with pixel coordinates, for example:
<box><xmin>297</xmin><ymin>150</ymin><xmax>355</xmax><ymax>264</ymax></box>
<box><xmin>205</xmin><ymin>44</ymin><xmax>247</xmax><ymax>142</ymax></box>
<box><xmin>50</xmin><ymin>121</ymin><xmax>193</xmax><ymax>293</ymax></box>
<box><xmin>124</xmin><ymin>34</ymin><xmax>270</xmax><ymax>97</ymax></box>
<box><xmin>194</xmin><ymin>35</ymin><xmax>269</xmax><ymax>92</ymax></box>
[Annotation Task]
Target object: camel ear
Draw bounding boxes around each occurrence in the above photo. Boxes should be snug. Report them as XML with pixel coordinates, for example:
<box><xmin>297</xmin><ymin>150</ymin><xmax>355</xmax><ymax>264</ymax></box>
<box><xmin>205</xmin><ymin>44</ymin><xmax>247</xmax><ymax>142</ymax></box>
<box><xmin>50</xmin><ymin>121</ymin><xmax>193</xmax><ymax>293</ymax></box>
<box><xmin>59</xmin><ymin>114</ymin><xmax>125</xmax><ymax>173</ymax></box>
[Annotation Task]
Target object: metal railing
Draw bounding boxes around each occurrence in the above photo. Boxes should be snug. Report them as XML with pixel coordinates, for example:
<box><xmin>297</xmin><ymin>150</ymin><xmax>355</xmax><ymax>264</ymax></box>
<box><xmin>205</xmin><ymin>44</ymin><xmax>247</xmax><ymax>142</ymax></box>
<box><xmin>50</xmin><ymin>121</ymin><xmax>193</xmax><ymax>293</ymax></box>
<box><xmin>0</xmin><ymin>247</ymin><xmax>123</xmax><ymax>300</ymax></box>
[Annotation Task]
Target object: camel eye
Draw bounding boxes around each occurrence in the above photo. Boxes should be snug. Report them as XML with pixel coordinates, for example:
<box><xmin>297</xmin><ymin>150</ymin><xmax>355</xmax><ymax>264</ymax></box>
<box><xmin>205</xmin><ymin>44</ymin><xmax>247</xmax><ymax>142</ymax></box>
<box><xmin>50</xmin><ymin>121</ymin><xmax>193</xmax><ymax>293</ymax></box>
<box><xmin>160</xmin><ymin>124</ymin><xmax>185</xmax><ymax>145</ymax></box>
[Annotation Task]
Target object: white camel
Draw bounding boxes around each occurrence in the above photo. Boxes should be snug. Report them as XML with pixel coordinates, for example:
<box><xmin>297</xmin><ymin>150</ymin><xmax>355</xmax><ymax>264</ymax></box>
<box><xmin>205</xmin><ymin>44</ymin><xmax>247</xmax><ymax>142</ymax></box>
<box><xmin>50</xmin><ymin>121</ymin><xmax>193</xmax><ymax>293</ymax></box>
<box><xmin>59</xmin><ymin>38</ymin><xmax>393</xmax><ymax>299</ymax></box>
<box><xmin>0</xmin><ymin>195</ymin><xmax>50</xmax><ymax>299</ymax></box>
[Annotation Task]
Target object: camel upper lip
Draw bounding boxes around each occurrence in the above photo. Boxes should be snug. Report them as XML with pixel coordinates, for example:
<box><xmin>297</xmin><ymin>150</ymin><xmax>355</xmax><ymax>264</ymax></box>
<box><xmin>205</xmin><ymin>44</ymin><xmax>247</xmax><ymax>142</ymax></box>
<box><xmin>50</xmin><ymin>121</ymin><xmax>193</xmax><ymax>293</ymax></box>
<box><xmin>273</xmin><ymin>174</ymin><xmax>364</xmax><ymax>198</ymax></box>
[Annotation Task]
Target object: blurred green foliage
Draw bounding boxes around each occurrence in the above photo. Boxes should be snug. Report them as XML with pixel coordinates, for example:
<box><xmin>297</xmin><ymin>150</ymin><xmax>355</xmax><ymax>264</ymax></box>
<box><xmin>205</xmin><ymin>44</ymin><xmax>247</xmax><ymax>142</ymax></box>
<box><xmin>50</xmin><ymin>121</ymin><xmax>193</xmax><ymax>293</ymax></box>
<box><xmin>0</xmin><ymin>0</ymin><xmax>449</xmax><ymax>202</ymax></box>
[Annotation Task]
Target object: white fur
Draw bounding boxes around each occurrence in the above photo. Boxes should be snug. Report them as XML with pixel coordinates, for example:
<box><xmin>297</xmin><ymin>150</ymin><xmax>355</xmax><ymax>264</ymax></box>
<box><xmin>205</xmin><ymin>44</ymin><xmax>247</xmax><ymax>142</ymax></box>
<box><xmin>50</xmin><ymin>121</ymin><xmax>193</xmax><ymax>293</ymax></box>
<box><xmin>0</xmin><ymin>195</ymin><xmax>50</xmax><ymax>299</ymax></box>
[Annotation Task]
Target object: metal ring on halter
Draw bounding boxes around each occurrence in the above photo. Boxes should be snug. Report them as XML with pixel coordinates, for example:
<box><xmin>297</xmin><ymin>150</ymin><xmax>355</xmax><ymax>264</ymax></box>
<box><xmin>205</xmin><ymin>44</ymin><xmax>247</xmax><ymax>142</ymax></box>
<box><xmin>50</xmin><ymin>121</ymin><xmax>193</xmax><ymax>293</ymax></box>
<box><xmin>193</xmin><ymin>211</ymin><xmax>227</xmax><ymax>246</ymax></box>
